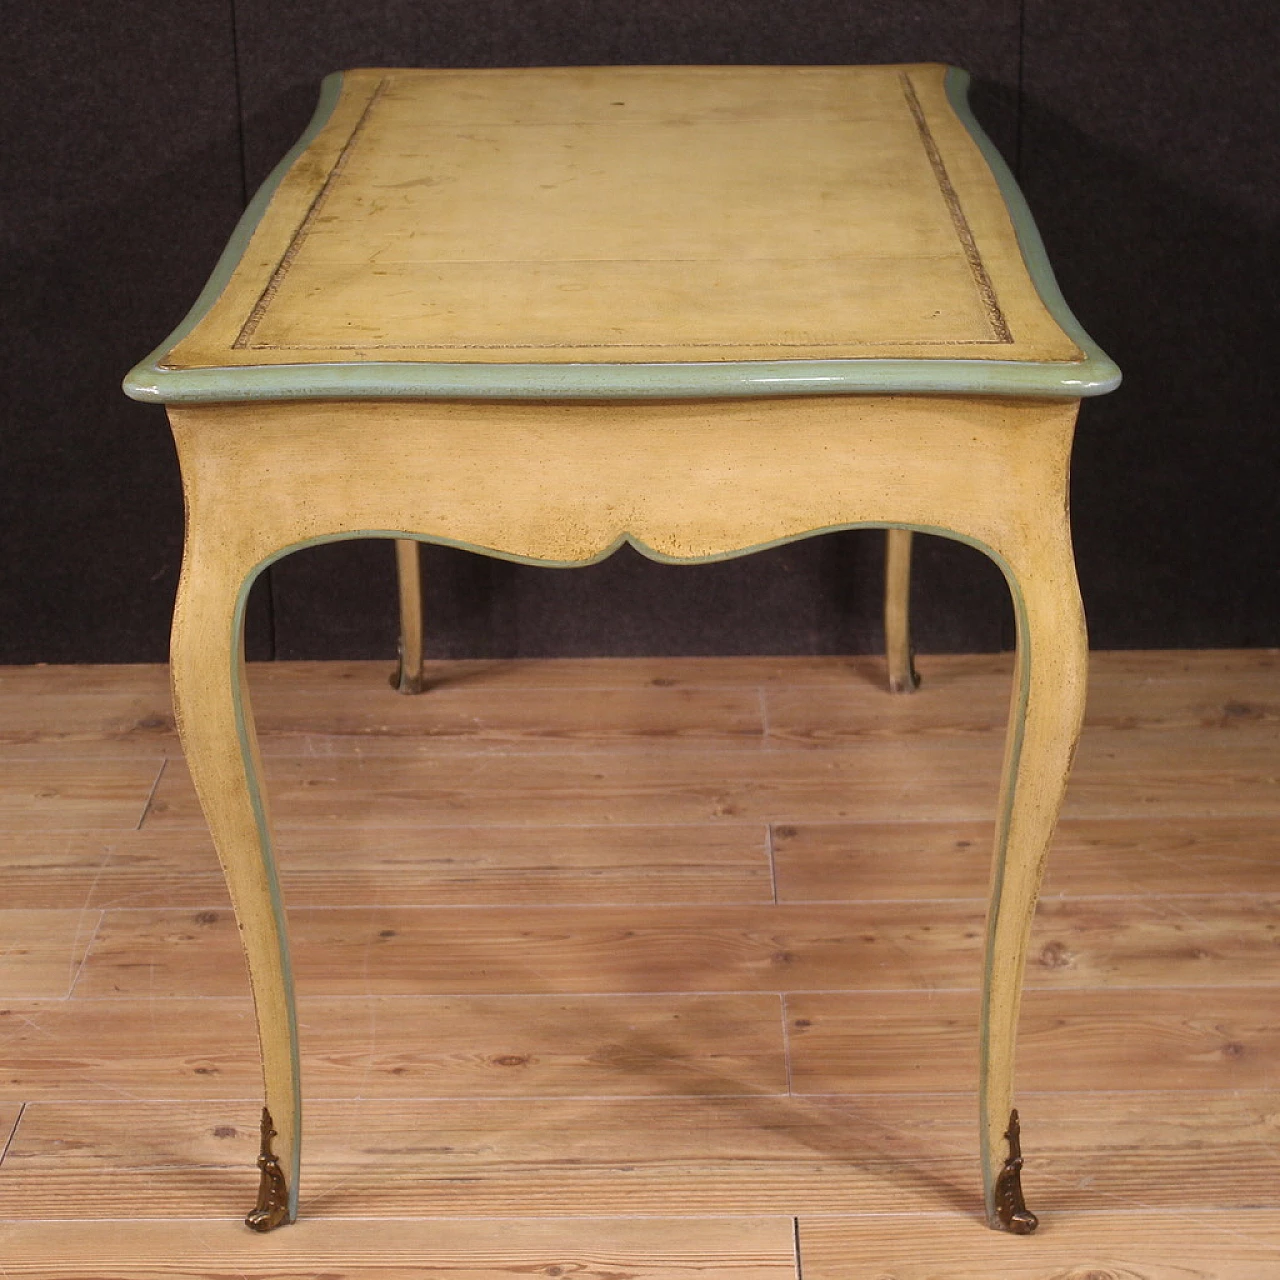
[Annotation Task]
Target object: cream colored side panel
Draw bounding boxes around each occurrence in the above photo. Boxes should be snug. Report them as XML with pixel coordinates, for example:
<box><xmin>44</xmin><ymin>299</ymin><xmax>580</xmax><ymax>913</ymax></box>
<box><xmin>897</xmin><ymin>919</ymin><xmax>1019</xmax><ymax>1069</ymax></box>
<box><xmin>168</xmin><ymin>396</ymin><xmax>1078</xmax><ymax>571</ymax></box>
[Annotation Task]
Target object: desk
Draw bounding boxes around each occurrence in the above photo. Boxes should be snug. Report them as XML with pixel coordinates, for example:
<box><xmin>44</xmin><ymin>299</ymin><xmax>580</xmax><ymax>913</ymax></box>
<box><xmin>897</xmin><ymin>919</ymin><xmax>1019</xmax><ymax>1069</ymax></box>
<box><xmin>125</xmin><ymin>63</ymin><xmax>1119</xmax><ymax>1234</ymax></box>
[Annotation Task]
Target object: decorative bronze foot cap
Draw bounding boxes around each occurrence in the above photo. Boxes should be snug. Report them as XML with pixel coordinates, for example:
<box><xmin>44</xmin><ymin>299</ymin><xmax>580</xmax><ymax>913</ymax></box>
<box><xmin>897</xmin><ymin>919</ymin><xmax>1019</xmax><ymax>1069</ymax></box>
<box><xmin>245</xmin><ymin>1202</ymin><xmax>290</xmax><ymax>1232</ymax></box>
<box><xmin>993</xmin><ymin>1202</ymin><xmax>1039</xmax><ymax>1235</ymax></box>
<box><xmin>992</xmin><ymin>1108</ymin><xmax>1038</xmax><ymax>1234</ymax></box>
<box><xmin>245</xmin><ymin>1107</ymin><xmax>291</xmax><ymax>1232</ymax></box>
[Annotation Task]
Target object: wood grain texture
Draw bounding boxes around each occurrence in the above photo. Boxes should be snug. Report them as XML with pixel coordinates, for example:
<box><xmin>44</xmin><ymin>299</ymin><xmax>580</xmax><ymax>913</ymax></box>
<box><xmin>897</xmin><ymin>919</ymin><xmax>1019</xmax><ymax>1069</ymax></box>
<box><xmin>0</xmin><ymin>664</ymin><xmax>173</xmax><ymax>697</ymax></box>
<box><xmin>773</xmin><ymin>815</ymin><xmax>1280</xmax><ymax>900</ymax></box>
<box><xmin>798</xmin><ymin>1211</ymin><xmax>1280</xmax><ymax>1279</ymax></box>
<box><xmin>2</xmin><ymin>1096</ymin><xmax>969</xmax><ymax>1219</ymax></box>
<box><xmin>1</xmin><ymin>650</ymin><xmax>1270</xmax><ymax>696</ymax></box>
<box><xmin>0</xmin><ymin>910</ymin><xmax>102</xmax><ymax>999</ymax></box>
<box><xmin>4</xmin><ymin>1091</ymin><xmax>1277</xmax><ymax>1218</ymax></box>
<box><xmin>140</xmin><ymin>725</ymin><xmax>1280</xmax><ymax>831</ymax></box>
<box><xmin>0</xmin><ymin>1217</ymin><xmax>797</xmax><ymax>1279</ymax></box>
<box><xmin>70</xmin><ymin>896</ymin><xmax>1280</xmax><ymax>997</ymax></box>
<box><xmin>0</xmin><ymin>680</ymin><xmax>764</xmax><ymax>759</ymax></box>
<box><xmin>765</xmin><ymin>650</ymin><xmax>1280</xmax><ymax>744</ymax></box>
<box><xmin>244</xmin><ymin>684</ymin><xmax>767</xmax><ymax>756</ymax></box>
<box><xmin>143</xmin><ymin>744</ymin><xmax>1007</xmax><ymax>827</ymax></box>
<box><xmin>76</xmin><ymin>814</ymin><xmax>1280</xmax><ymax>912</ymax></box>
<box><xmin>0</xmin><ymin>760</ymin><xmax>162</xmax><ymax>829</ymax></box>
<box><xmin>0</xmin><ymin>834</ymin><xmax>119</xmax><ymax>909</ymax></box>
<box><xmin>0</xmin><ymin>994</ymin><xmax>784</xmax><ymax>1100</ymax></box>
<box><xmin>788</xmin><ymin>988</ymin><xmax>1280</xmax><ymax>1092</ymax></box>
<box><xmin>0</xmin><ymin>691</ymin><xmax>177</xmax><ymax>759</ymax></box>
<box><xmin>8</xmin><ymin>646</ymin><xmax>1275</xmax><ymax>755</ymax></box>
<box><xmin>2</xmin><ymin>655</ymin><xmax>1279</xmax><ymax>1271</ymax></box>
<box><xmin>46</xmin><ymin>824</ymin><xmax>772</xmax><ymax>911</ymax></box>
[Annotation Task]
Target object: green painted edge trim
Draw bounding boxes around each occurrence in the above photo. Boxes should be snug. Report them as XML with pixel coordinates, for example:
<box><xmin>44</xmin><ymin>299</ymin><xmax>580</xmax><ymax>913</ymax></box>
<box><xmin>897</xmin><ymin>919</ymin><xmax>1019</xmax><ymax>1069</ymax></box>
<box><xmin>944</xmin><ymin>68</ymin><xmax>1121</xmax><ymax>394</ymax></box>
<box><xmin>124</xmin><ymin>66</ymin><xmax>1119</xmax><ymax>404</ymax></box>
<box><xmin>232</xmin><ymin>518</ymin><xmax>998</xmax><ymax>572</ymax></box>
<box><xmin>125</xmin><ymin>72</ymin><xmax>346</xmax><ymax>403</ymax></box>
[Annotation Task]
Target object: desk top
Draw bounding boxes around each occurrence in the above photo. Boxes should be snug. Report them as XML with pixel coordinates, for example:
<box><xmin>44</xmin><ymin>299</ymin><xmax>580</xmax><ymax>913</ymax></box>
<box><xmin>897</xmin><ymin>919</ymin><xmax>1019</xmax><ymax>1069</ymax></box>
<box><xmin>125</xmin><ymin>64</ymin><xmax>1119</xmax><ymax>403</ymax></box>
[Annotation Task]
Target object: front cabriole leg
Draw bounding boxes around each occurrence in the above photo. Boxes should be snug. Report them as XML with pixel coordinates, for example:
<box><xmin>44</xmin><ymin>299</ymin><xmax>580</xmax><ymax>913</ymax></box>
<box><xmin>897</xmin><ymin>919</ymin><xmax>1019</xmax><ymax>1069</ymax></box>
<box><xmin>979</xmin><ymin>503</ymin><xmax>1088</xmax><ymax>1234</ymax></box>
<box><xmin>169</xmin><ymin>516</ymin><xmax>301</xmax><ymax>1231</ymax></box>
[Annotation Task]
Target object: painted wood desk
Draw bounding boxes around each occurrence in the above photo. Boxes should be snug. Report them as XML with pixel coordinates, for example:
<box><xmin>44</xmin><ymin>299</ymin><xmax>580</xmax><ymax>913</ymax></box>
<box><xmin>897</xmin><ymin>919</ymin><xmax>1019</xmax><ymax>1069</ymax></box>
<box><xmin>125</xmin><ymin>64</ymin><xmax>1120</xmax><ymax>1234</ymax></box>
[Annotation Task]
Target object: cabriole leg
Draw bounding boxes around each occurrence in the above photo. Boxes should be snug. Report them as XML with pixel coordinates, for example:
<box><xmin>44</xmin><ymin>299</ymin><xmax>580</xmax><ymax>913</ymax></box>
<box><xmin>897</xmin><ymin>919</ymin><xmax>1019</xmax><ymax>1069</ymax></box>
<box><xmin>980</xmin><ymin>529</ymin><xmax>1088</xmax><ymax>1233</ymax></box>
<box><xmin>392</xmin><ymin>538</ymin><xmax>425</xmax><ymax>694</ymax></box>
<box><xmin>884</xmin><ymin>528</ymin><xmax>919</xmax><ymax>693</ymax></box>
<box><xmin>170</xmin><ymin>548</ymin><xmax>301</xmax><ymax>1231</ymax></box>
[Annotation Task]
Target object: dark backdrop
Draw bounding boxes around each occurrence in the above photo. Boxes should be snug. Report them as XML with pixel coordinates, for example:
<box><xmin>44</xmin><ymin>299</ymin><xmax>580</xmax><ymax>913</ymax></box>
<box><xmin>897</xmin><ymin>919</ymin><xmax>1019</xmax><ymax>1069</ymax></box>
<box><xmin>2</xmin><ymin>2</ymin><xmax>1276</xmax><ymax>664</ymax></box>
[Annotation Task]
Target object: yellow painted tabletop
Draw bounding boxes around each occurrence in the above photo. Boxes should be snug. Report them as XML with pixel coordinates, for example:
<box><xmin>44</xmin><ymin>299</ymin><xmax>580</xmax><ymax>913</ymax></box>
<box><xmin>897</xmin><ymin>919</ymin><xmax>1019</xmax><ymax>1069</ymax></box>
<box><xmin>127</xmin><ymin>65</ymin><xmax>1119</xmax><ymax>401</ymax></box>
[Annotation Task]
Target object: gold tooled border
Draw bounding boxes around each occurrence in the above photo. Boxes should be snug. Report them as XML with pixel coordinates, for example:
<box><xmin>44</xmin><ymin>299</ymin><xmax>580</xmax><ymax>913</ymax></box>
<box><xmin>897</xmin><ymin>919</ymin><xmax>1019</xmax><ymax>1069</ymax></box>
<box><xmin>234</xmin><ymin>69</ymin><xmax>1012</xmax><ymax>353</ymax></box>
<box><xmin>234</xmin><ymin>78</ymin><xmax>392</xmax><ymax>348</ymax></box>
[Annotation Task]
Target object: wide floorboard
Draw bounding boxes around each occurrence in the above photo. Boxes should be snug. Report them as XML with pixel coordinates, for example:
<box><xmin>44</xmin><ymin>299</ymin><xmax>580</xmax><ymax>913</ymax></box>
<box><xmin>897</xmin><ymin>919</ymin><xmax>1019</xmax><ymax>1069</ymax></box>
<box><xmin>0</xmin><ymin>650</ymin><xmax>1277</xmax><ymax>1278</ymax></box>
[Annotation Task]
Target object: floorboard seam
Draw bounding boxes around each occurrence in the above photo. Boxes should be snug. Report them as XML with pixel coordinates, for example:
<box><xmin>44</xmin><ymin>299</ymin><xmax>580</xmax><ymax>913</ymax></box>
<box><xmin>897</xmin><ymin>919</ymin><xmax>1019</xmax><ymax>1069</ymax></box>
<box><xmin>0</xmin><ymin>1102</ymin><xmax>26</xmax><ymax>1167</ymax></box>
<box><xmin>766</xmin><ymin>825</ymin><xmax>780</xmax><ymax>906</ymax></box>
<box><xmin>758</xmin><ymin>686</ymin><xmax>772</xmax><ymax>750</ymax></box>
<box><xmin>135</xmin><ymin>757</ymin><xmax>168</xmax><ymax>830</ymax></box>
<box><xmin>142</xmin><ymin>809</ymin><xmax>1280</xmax><ymax>829</ymax></box>
<box><xmin>63</xmin><ymin>909</ymin><xmax>106</xmax><ymax>999</ymax></box>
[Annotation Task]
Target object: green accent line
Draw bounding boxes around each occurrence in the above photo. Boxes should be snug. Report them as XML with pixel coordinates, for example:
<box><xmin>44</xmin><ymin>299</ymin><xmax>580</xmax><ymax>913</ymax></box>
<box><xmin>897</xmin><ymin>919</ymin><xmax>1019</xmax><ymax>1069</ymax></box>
<box><xmin>123</xmin><ymin>67</ymin><xmax>1120</xmax><ymax>405</ymax></box>
<box><xmin>220</xmin><ymin>515</ymin><xmax>1040</xmax><ymax>1224</ymax></box>
<box><xmin>232</xmin><ymin>519</ymin><xmax>1010</xmax><ymax>574</ymax></box>
<box><xmin>942</xmin><ymin>69</ymin><xmax>1119</xmax><ymax>388</ymax></box>
<box><xmin>129</xmin><ymin>73</ymin><xmax>345</xmax><ymax>391</ymax></box>
<box><xmin>225</xmin><ymin>517</ymin><xmax>1006</xmax><ymax>1221</ymax></box>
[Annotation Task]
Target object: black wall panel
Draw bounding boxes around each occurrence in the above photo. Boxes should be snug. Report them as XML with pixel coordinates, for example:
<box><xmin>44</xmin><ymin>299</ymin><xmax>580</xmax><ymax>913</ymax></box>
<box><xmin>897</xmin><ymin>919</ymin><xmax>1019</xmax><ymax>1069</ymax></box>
<box><xmin>1</xmin><ymin>2</ymin><xmax>1274</xmax><ymax>662</ymax></box>
<box><xmin>1021</xmin><ymin>2</ymin><xmax>1279</xmax><ymax>647</ymax></box>
<box><xmin>0</xmin><ymin>4</ymin><xmax>275</xmax><ymax>662</ymax></box>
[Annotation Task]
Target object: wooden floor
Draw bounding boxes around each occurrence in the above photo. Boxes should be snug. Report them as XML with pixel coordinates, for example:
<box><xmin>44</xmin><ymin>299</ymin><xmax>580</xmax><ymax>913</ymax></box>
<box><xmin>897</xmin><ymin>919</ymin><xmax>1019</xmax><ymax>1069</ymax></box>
<box><xmin>0</xmin><ymin>650</ymin><xmax>1278</xmax><ymax>1278</ymax></box>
